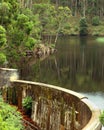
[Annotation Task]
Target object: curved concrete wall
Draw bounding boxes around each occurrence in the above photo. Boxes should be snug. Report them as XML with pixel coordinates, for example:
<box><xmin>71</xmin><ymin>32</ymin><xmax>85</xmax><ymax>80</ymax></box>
<box><xmin>0</xmin><ymin>68</ymin><xmax>101</xmax><ymax>130</ymax></box>
<box><xmin>11</xmin><ymin>80</ymin><xmax>101</xmax><ymax>130</ymax></box>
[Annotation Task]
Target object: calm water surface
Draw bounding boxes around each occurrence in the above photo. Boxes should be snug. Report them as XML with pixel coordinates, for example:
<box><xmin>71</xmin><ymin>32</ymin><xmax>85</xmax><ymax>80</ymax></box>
<box><xmin>21</xmin><ymin>36</ymin><xmax>104</xmax><ymax>110</ymax></box>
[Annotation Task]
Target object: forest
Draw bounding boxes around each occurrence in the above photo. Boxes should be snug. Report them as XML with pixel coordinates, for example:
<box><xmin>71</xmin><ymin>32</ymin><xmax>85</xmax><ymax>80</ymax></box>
<box><xmin>0</xmin><ymin>0</ymin><xmax>104</xmax><ymax>67</ymax></box>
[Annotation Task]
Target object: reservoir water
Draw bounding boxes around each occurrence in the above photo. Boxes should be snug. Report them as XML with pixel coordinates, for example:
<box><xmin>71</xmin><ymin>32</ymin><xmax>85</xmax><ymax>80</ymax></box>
<box><xmin>21</xmin><ymin>36</ymin><xmax>104</xmax><ymax>110</ymax></box>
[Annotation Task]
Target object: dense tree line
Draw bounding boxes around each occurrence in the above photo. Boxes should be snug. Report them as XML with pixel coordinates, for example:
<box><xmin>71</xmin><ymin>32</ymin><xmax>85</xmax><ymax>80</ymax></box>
<box><xmin>0</xmin><ymin>0</ymin><xmax>71</xmax><ymax>67</ymax></box>
<box><xmin>51</xmin><ymin>0</ymin><xmax>104</xmax><ymax>19</ymax></box>
<box><xmin>17</xmin><ymin>0</ymin><xmax>104</xmax><ymax>19</ymax></box>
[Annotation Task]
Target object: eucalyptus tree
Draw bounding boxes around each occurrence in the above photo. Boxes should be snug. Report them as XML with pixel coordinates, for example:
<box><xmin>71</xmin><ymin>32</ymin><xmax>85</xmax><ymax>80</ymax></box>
<box><xmin>33</xmin><ymin>3</ymin><xmax>71</xmax><ymax>43</ymax></box>
<box><xmin>54</xmin><ymin>6</ymin><xmax>71</xmax><ymax>43</ymax></box>
<box><xmin>33</xmin><ymin>3</ymin><xmax>56</xmax><ymax>44</ymax></box>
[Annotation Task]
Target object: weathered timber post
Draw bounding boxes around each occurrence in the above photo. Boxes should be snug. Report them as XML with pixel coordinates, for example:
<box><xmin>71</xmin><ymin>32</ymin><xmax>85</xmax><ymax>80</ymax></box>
<box><xmin>2</xmin><ymin>87</ymin><xmax>7</xmax><ymax>102</ymax></box>
<box><xmin>17</xmin><ymin>86</ymin><xmax>23</xmax><ymax>109</ymax></box>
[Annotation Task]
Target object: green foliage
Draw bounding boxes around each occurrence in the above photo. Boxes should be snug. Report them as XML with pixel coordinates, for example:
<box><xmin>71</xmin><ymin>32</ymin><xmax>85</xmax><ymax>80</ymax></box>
<box><xmin>17</xmin><ymin>14</ymin><xmax>34</xmax><ymax>35</ymax></box>
<box><xmin>6</xmin><ymin>9</ymin><xmax>41</xmax><ymax>62</ymax></box>
<box><xmin>56</xmin><ymin>6</ymin><xmax>71</xmax><ymax>34</ymax></box>
<box><xmin>0</xmin><ymin>52</ymin><xmax>7</xmax><ymax>65</ymax></box>
<box><xmin>24</xmin><ymin>21</ymin><xmax>34</xmax><ymax>35</ymax></box>
<box><xmin>17</xmin><ymin>14</ymin><xmax>29</xmax><ymax>29</ymax></box>
<box><xmin>99</xmin><ymin>111</ymin><xmax>104</xmax><ymax>125</ymax></box>
<box><xmin>92</xmin><ymin>16</ymin><xmax>100</xmax><ymax>26</ymax></box>
<box><xmin>79</xmin><ymin>17</ymin><xmax>88</xmax><ymax>35</ymax></box>
<box><xmin>0</xmin><ymin>25</ymin><xmax>7</xmax><ymax>47</ymax></box>
<box><xmin>22</xmin><ymin>96</ymin><xmax>32</xmax><ymax>110</ymax></box>
<box><xmin>0</xmin><ymin>0</ymin><xmax>72</xmax><ymax>67</ymax></box>
<box><xmin>25</xmin><ymin>37</ymin><xmax>38</xmax><ymax>49</ymax></box>
<box><xmin>33</xmin><ymin>3</ymin><xmax>71</xmax><ymax>35</ymax></box>
<box><xmin>0</xmin><ymin>2</ymin><xmax>10</xmax><ymax>25</ymax></box>
<box><xmin>0</xmin><ymin>97</ymin><xmax>23</xmax><ymax>130</ymax></box>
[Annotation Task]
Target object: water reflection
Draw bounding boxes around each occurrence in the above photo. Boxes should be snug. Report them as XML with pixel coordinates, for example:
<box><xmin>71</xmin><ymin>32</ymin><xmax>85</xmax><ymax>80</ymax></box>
<box><xmin>21</xmin><ymin>36</ymin><xmax>104</xmax><ymax>109</ymax></box>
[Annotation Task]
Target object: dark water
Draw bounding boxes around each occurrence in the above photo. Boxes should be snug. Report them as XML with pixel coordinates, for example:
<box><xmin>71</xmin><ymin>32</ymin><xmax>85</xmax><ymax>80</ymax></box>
<box><xmin>21</xmin><ymin>36</ymin><xmax>104</xmax><ymax>109</ymax></box>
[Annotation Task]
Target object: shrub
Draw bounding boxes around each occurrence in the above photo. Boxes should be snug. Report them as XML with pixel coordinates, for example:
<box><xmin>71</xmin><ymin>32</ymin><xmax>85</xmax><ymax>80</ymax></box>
<box><xmin>99</xmin><ymin>111</ymin><xmax>104</xmax><ymax>125</ymax></box>
<box><xmin>92</xmin><ymin>16</ymin><xmax>100</xmax><ymax>26</ymax></box>
<box><xmin>0</xmin><ymin>52</ymin><xmax>7</xmax><ymax>65</ymax></box>
<box><xmin>79</xmin><ymin>17</ymin><xmax>88</xmax><ymax>35</ymax></box>
<box><xmin>0</xmin><ymin>97</ymin><xmax>24</xmax><ymax>130</ymax></box>
<box><xmin>0</xmin><ymin>25</ymin><xmax>7</xmax><ymax>47</ymax></box>
<box><xmin>74</xmin><ymin>26</ymin><xmax>79</xmax><ymax>31</ymax></box>
<box><xmin>22</xmin><ymin>96</ymin><xmax>33</xmax><ymax>116</ymax></box>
